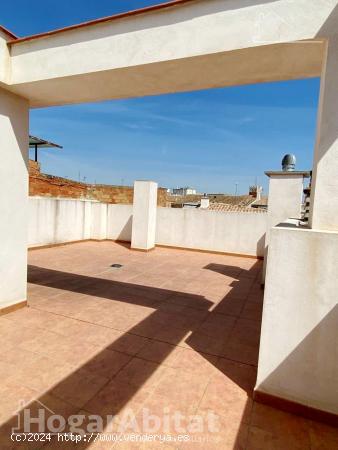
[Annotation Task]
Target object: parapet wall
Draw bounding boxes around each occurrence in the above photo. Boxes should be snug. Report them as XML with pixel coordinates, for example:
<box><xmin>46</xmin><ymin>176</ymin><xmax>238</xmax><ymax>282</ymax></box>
<box><xmin>156</xmin><ymin>206</ymin><xmax>267</xmax><ymax>257</ymax></box>
<box><xmin>28</xmin><ymin>197</ymin><xmax>266</xmax><ymax>257</ymax></box>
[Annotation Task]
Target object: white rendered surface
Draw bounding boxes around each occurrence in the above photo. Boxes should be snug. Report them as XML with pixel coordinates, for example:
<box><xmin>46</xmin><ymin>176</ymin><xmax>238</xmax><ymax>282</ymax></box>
<box><xmin>262</xmin><ymin>173</ymin><xmax>305</xmax><ymax>280</ymax></box>
<box><xmin>310</xmin><ymin>35</ymin><xmax>338</xmax><ymax>231</ymax></box>
<box><xmin>2</xmin><ymin>0</ymin><xmax>334</xmax><ymax>106</ymax></box>
<box><xmin>257</xmin><ymin>222</ymin><xmax>338</xmax><ymax>414</ymax></box>
<box><xmin>131</xmin><ymin>181</ymin><xmax>158</xmax><ymax>250</ymax></box>
<box><xmin>156</xmin><ymin>207</ymin><xmax>267</xmax><ymax>257</ymax></box>
<box><xmin>0</xmin><ymin>88</ymin><xmax>29</xmax><ymax>308</ymax></box>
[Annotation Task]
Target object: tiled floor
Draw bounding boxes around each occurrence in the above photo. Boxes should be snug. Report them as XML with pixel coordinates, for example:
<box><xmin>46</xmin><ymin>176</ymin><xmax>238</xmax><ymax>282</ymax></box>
<box><xmin>0</xmin><ymin>241</ymin><xmax>337</xmax><ymax>449</ymax></box>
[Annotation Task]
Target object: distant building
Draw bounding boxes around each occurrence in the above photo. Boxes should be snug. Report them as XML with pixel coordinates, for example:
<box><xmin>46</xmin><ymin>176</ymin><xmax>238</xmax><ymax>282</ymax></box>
<box><xmin>172</xmin><ymin>187</ymin><xmax>197</xmax><ymax>196</ymax></box>
<box><xmin>249</xmin><ymin>185</ymin><xmax>263</xmax><ymax>201</ymax></box>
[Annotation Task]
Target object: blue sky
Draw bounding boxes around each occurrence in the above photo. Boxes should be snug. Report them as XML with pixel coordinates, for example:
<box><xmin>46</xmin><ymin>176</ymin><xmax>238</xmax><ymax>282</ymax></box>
<box><xmin>2</xmin><ymin>1</ymin><xmax>320</xmax><ymax>194</ymax></box>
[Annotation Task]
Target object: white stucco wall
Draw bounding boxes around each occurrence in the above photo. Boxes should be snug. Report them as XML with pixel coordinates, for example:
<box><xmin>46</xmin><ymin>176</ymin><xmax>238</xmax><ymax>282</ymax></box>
<box><xmin>107</xmin><ymin>204</ymin><xmax>133</xmax><ymax>241</ymax></box>
<box><xmin>28</xmin><ymin>198</ymin><xmax>265</xmax><ymax>257</ymax></box>
<box><xmin>156</xmin><ymin>207</ymin><xmax>267</xmax><ymax>257</ymax></box>
<box><xmin>29</xmin><ymin>197</ymin><xmax>94</xmax><ymax>246</ymax></box>
<box><xmin>310</xmin><ymin>35</ymin><xmax>338</xmax><ymax>231</ymax></box>
<box><xmin>262</xmin><ymin>172</ymin><xmax>306</xmax><ymax>281</ymax></box>
<box><xmin>256</xmin><ymin>221</ymin><xmax>338</xmax><ymax>414</ymax></box>
<box><xmin>90</xmin><ymin>202</ymin><xmax>108</xmax><ymax>241</ymax></box>
<box><xmin>28</xmin><ymin>198</ymin><xmax>134</xmax><ymax>247</ymax></box>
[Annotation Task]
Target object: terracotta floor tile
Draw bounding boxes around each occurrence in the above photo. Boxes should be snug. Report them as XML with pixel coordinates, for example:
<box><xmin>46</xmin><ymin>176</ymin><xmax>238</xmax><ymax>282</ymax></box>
<box><xmin>179</xmin><ymin>413</ymin><xmax>249</xmax><ymax>450</ymax></box>
<box><xmin>114</xmin><ymin>357</ymin><xmax>166</xmax><ymax>393</ymax></box>
<box><xmin>139</xmin><ymin>394</ymin><xmax>196</xmax><ymax>426</ymax></box>
<box><xmin>216</xmin><ymin>358</ymin><xmax>257</xmax><ymax>394</ymax></box>
<box><xmin>0</xmin><ymin>382</ymin><xmax>39</xmax><ymax>423</ymax></box>
<box><xmin>184</xmin><ymin>331</ymin><xmax>225</xmax><ymax>356</ymax></box>
<box><xmin>84</xmin><ymin>349</ymin><xmax>132</xmax><ymax>379</ymax></box>
<box><xmin>129</xmin><ymin>318</ymin><xmax>167</xmax><ymax>339</ymax></box>
<box><xmin>152</xmin><ymin>325</ymin><xmax>192</xmax><ymax>347</ymax></box>
<box><xmin>50</xmin><ymin>368</ymin><xmax>108</xmax><ymax>408</ymax></box>
<box><xmin>0</xmin><ymin>242</ymin><xmax>320</xmax><ymax>449</ymax></box>
<box><xmin>10</xmin><ymin>356</ymin><xmax>75</xmax><ymax>393</ymax></box>
<box><xmin>250</xmin><ymin>402</ymin><xmax>312</xmax><ymax>448</ymax></box>
<box><xmin>170</xmin><ymin>348</ymin><xmax>219</xmax><ymax>378</ymax></box>
<box><xmin>106</xmin><ymin>332</ymin><xmax>149</xmax><ymax>356</ymax></box>
<box><xmin>308</xmin><ymin>420</ymin><xmax>338</xmax><ymax>449</ymax></box>
<box><xmin>84</xmin><ymin>378</ymin><xmax>150</xmax><ymax>417</ymax></box>
<box><xmin>136</xmin><ymin>340</ymin><xmax>179</xmax><ymax>367</ymax></box>
<box><xmin>74</xmin><ymin>324</ymin><xmax>122</xmax><ymax>348</ymax></box>
<box><xmin>198</xmin><ymin>385</ymin><xmax>252</xmax><ymax>425</ymax></box>
<box><xmin>152</xmin><ymin>370</ymin><xmax>209</xmax><ymax>417</ymax></box>
<box><xmin>197</xmin><ymin>313</ymin><xmax>236</xmax><ymax>340</ymax></box>
<box><xmin>222</xmin><ymin>340</ymin><xmax>259</xmax><ymax>366</ymax></box>
<box><xmin>240</xmin><ymin>302</ymin><xmax>263</xmax><ymax>322</ymax></box>
<box><xmin>246</xmin><ymin>425</ymin><xmax>311</xmax><ymax>450</ymax></box>
<box><xmin>212</xmin><ymin>297</ymin><xmax>245</xmax><ymax>317</ymax></box>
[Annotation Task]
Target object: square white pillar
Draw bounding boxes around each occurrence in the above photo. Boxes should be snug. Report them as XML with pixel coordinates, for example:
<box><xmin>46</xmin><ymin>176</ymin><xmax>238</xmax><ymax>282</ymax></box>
<box><xmin>131</xmin><ymin>181</ymin><xmax>158</xmax><ymax>251</ymax></box>
<box><xmin>0</xmin><ymin>88</ymin><xmax>29</xmax><ymax>310</ymax></box>
<box><xmin>262</xmin><ymin>171</ymin><xmax>309</xmax><ymax>282</ymax></box>
<box><xmin>310</xmin><ymin>37</ymin><xmax>338</xmax><ymax>231</ymax></box>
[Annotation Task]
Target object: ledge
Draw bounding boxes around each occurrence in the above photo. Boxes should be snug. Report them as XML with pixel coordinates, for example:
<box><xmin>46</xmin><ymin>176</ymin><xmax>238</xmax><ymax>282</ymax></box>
<box><xmin>265</xmin><ymin>171</ymin><xmax>311</xmax><ymax>178</ymax></box>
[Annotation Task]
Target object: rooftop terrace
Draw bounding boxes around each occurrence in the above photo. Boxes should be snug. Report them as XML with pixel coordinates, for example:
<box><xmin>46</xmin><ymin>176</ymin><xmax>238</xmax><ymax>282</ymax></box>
<box><xmin>0</xmin><ymin>241</ymin><xmax>336</xmax><ymax>448</ymax></box>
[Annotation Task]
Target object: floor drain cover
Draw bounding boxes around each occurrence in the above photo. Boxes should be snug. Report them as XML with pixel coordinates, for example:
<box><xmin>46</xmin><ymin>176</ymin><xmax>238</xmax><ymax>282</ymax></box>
<box><xmin>110</xmin><ymin>263</ymin><xmax>123</xmax><ymax>268</ymax></box>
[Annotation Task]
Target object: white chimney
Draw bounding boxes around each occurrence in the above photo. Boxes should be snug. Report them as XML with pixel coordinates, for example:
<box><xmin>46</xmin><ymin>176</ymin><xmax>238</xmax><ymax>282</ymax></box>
<box><xmin>200</xmin><ymin>195</ymin><xmax>210</xmax><ymax>209</ymax></box>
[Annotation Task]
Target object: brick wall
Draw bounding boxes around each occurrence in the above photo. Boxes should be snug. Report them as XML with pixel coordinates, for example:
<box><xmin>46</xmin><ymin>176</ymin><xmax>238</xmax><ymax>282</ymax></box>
<box><xmin>29</xmin><ymin>160</ymin><xmax>168</xmax><ymax>206</ymax></box>
<box><xmin>29</xmin><ymin>160</ymin><xmax>41</xmax><ymax>176</ymax></box>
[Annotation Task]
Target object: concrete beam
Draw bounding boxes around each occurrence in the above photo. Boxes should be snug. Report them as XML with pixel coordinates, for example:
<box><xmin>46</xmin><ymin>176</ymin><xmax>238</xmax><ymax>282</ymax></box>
<box><xmin>6</xmin><ymin>41</ymin><xmax>325</xmax><ymax>108</ymax></box>
<box><xmin>1</xmin><ymin>0</ymin><xmax>336</xmax><ymax>106</ymax></box>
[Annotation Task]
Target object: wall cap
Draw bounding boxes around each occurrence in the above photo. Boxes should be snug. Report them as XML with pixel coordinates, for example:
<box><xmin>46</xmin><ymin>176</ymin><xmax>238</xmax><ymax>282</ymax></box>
<box><xmin>265</xmin><ymin>171</ymin><xmax>310</xmax><ymax>178</ymax></box>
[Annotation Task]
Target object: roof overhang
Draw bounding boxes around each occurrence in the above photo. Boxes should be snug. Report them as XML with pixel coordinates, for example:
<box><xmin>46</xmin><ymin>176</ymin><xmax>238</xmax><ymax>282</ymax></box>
<box><xmin>0</xmin><ymin>0</ymin><xmax>336</xmax><ymax>108</ymax></box>
<box><xmin>29</xmin><ymin>135</ymin><xmax>62</xmax><ymax>149</ymax></box>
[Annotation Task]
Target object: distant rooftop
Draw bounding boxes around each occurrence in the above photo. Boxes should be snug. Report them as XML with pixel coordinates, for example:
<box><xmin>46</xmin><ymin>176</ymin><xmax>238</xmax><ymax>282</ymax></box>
<box><xmin>208</xmin><ymin>202</ymin><xmax>267</xmax><ymax>213</ymax></box>
<box><xmin>29</xmin><ymin>135</ymin><xmax>62</xmax><ymax>149</ymax></box>
<box><xmin>29</xmin><ymin>135</ymin><xmax>62</xmax><ymax>163</ymax></box>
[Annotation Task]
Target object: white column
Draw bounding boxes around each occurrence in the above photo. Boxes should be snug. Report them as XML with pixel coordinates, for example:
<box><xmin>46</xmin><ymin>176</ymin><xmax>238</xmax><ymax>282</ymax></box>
<box><xmin>310</xmin><ymin>37</ymin><xmax>338</xmax><ymax>231</ymax></box>
<box><xmin>262</xmin><ymin>171</ymin><xmax>309</xmax><ymax>282</ymax></box>
<box><xmin>131</xmin><ymin>181</ymin><xmax>158</xmax><ymax>251</ymax></box>
<box><xmin>0</xmin><ymin>88</ymin><xmax>29</xmax><ymax>310</ymax></box>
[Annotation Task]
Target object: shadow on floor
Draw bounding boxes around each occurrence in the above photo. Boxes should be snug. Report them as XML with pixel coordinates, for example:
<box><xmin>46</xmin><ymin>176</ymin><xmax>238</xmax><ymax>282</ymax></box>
<box><xmin>1</xmin><ymin>258</ymin><xmax>263</xmax><ymax>448</ymax></box>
